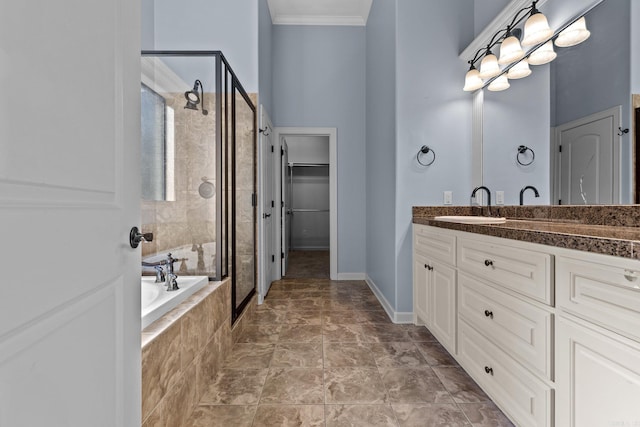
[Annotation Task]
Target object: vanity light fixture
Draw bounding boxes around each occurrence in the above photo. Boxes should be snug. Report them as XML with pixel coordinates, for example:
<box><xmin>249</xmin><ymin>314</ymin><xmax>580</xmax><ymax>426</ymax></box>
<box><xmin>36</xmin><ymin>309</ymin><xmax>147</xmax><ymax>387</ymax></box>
<box><xmin>555</xmin><ymin>16</ymin><xmax>590</xmax><ymax>47</ymax></box>
<box><xmin>522</xmin><ymin>1</ymin><xmax>553</xmax><ymax>46</ymax></box>
<box><xmin>488</xmin><ymin>74</ymin><xmax>510</xmax><ymax>92</ymax></box>
<box><xmin>528</xmin><ymin>40</ymin><xmax>557</xmax><ymax>65</ymax></box>
<box><xmin>463</xmin><ymin>64</ymin><xmax>484</xmax><ymax>92</ymax></box>
<box><xmin>498</xmin><ymin>28</ymin><xmax>525</xmax><ymax>65</ymax></box>
<box><xmin>507</xmin><ymin>59</ymin><xmax>532</xmax><ymax>79</ymax></box>
<box><xmin>479</xmin><ymin>48</ymin><xmax>501</xmax><ymax>79</ymax></box>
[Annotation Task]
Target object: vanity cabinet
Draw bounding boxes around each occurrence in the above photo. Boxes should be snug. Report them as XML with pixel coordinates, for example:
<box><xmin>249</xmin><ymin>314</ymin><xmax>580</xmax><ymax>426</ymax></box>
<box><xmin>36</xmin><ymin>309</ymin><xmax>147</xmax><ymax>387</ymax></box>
<box><xmin>413</xmin><ymin>223</ymin><xmax>640</xmax><ymax>427</ymax></box>
<box><xmin>555</xmin><ymin>253</ymin><xmax>640</xmax><ymax>427</ymax></box>
<box><xmin>412</xmin><ymin>225</ymin><xmax>457</xmax><ymax>353</ymax></box>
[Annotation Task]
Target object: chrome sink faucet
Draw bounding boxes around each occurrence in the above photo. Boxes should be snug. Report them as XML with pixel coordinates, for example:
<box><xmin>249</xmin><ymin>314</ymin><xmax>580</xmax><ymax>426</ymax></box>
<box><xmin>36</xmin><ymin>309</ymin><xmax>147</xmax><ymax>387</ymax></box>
<box><xmin>142</xmin><ymin>253</ymin><xmax>180</xmax><ymax>291</ymax></box>
<box><xmin>471</xmin><ymin>186</ymin><xmax>492</xmax><ymax>215</ymax></box>
<box><xmin>520</xmin><ymin>185</ymin><xmax>540</xmax><ymax>205</ymax></box>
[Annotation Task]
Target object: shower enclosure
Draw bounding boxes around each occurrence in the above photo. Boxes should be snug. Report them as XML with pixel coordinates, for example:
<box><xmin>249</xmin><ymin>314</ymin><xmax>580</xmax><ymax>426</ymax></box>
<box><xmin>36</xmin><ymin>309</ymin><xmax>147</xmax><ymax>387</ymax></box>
<box><xmin>140</xmin><ymin>51</ymin><xmax>256</xmax><ymax>323</ymax></box>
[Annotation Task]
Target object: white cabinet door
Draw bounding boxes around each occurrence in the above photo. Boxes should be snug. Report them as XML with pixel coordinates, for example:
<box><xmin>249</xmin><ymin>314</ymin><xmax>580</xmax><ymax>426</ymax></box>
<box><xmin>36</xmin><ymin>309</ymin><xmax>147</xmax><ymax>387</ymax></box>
<box><xmin>0</xmin><ymin>1</ymin><xmax>140</xmax><ymax>425</ymax></box>
<box><xmin>556</xmin><ymin>315</ymin><xmax>640</xmax><ymax>427</ymax></box>
<box><xmin>431</xmin><ymin>261</ymin><xmax>457</xmax><ymax>354</ymax></box>
<box><xmin>413</xmin><ymin>252</ymin><xmax>431</xmax><ymax>326</ymax></box>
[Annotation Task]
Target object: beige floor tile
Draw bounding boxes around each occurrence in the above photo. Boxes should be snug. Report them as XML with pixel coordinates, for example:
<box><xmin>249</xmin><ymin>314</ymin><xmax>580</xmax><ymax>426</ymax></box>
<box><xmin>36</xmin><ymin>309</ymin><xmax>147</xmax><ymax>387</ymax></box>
<box><xmin>284</xmin><ymin>310</ymin><xmax>323</xmax><ymax>325</ymax></box>
<box><xmin>186</xmin><ymin>405</ymin><xmax>257</xmax><ymax>427</ymax></box>
<box><xmin>260</xmin><ymin>368</ymin><xmax>325</xmax><ymax>404</ymax></box>
<box><xmin>381</xmin><ymin>367</ymin><xmax>453</xmax><ymax>404</ymax></box>
<box><xmin>325</xmin><ymin>404</ymin><xmax>398</xmax><ymax>427</ymax></box>
<box><xmin>392</xmin><ymin>404</ymin><xmax>470</xmax><ymax>427</ymax></box>
<box><xmin>370</xmin><ymin>342</ymin><xmax>428</xmax><ymax>368</ymax></box>
<box><xmin>237</xmin><ymin>324</ymin><xmax>281</xmax><ymax>343</ymax></box>
<box><xmin>458</xmin><ymin>403</ymin><xmax>515</xmax><ymax>426</ymax></box>
<box><xmin>223</xmin><ymin>343</ymin><xmax>275</xmax><ymax>369</ymax></box>
<box><xmin>432</xmin><ymin>366</ymin><xmax>491</xmax><ymax>403</ymax></box>
<box><xmin>414</xmin><ymin>341</ymin><xmax>458</xmax><ymax>366</ymax></box>
<box><xmin>361</xmin><ymin>324</ymin><xmax>413</xmax><ymax>343</ymax></box>
<box><xmin>253</xmin><ymin>405</ymin><xmax>325</xmax><ymax>427</ymax></box>
<box><xmin>322</xmin><ymin>324</ymin><xmax>367</xmax><ymax>343</ymax></box>
<box><xmin>199</xmin><ymin>369</ymin><xmax>268</xmax><ymax>405</ymax></box>
<box><xmin>324</xmin><ymin>368</ymin><xmax>388</xmax><ymax>404</ymax></box>
<box><xmin>324</xmin><ymin>342</ymin><xmax>377</xmax><ymax>367</ymax></box>
<box><xmin>278</xmin><ymin>324</ymin><xmax>323</xmax><ymax>343</ymax></box>
<box><xmin>271</xmin><ymin>343</ymin><xmax>324</xmax><ymax>368</ymax></box>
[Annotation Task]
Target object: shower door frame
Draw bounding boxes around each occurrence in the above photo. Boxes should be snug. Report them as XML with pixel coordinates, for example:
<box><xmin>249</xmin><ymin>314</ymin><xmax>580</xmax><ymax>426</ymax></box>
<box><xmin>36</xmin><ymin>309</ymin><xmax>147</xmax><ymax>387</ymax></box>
<box><xmin>140</xmin><ymin>50</ymin><xmax>257</xmax><ymax>325</ymax></box>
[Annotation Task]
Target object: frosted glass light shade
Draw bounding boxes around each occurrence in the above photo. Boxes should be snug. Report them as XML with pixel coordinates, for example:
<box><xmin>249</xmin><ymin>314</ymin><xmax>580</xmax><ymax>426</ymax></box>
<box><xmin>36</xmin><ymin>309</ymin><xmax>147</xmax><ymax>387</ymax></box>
<box><xmin>507</xmin><ymin>59</ymin><xmax>532</xmax><ymax>79</ymax></box>
<box><xmin>488</xmin><ymin>75</ymin><xmax>510</xmax><ymax>91</ymax></box>
<box><xmin>479</xmin><ymin>52</ymin><xmax>501</xmax><ymax>79</ymax></box>
<box><xmin>555</xmin><ymin>17</ymin><xmax>591</xmax><ymax>47</ymax></box>
<box><xmin>499</xmin><ymin>35</ymin><xmax>525</xmax><ymax>65</ymax></box>
<box><xmin>529</xmin><ymin>41</ymin><xmax>557</xmax><ymax>65</ymax></box>
<box><xmin>522</xmin><ymin>11</ymin><xmax>553</xmax><ymax>46</ymax></box>
<box><xmin>463</xmin><ymin>68</ymin><xmax>483</xmax><ymax>92</ymax></box>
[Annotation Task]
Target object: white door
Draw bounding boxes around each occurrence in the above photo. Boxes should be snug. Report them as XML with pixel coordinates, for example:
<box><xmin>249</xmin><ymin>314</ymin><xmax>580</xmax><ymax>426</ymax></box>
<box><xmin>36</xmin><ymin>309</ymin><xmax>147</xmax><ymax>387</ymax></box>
<box><xmin>260</xmin><ymin>107</ymin><xmax>275</xmax><ymax>298</ymax></box>
<box><xmin>557</xmin><ymin>106</ymin><xmax>620</xmax><ymax>204</ymax></box>
<box><xmin>0</xmin><ymin>1</ymin><xmax>140</xmax><ymax>426</ymax></box>
<box><xmin>281</xmin><ymin>140</ymin><xmax>290</xmax><ymax>275</ymax></box>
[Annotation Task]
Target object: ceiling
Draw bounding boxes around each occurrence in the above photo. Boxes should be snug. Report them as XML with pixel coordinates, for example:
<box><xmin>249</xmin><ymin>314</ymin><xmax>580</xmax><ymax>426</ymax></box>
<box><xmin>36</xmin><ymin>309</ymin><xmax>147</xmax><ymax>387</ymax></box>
<box><xmin>267</xmin><ymin>0</ymin><xmax>373</xmax><ymax>26</ymax></box>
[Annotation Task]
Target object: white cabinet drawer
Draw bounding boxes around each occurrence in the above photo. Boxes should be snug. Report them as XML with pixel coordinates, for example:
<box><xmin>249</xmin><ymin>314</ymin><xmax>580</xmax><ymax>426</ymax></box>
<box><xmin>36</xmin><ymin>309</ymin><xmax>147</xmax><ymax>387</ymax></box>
<box><xmin>413</xmin><ymin>224</ymin><xmax>456</xmax><ymax>266</ymax></box>
<box><xmin>458</xmin><ymin>320</ymin><xmax>553</xmax><ymax>427</ymax></box>
<box><xmin>458</xmin><ymin>273</ymin><xmax>552</xmax><ymax>380</ymax></box>
<box><xmin>557</xmin><ymin>255</ymin><xmax>640</xmax><ymax>342</ymax></box>
<box><xmin>457</xmin><ymin>237</ymin><xmax>552</xmax><ymax>305</ymax></box>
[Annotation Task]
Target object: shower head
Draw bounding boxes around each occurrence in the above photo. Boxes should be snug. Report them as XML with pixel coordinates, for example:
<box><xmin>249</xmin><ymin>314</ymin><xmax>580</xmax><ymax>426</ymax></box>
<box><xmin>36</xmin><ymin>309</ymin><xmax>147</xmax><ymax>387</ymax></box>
<box><xmin>184</xmin><ymin>79</ymin><xmax>208</xmax><ymax>115</ymax></box>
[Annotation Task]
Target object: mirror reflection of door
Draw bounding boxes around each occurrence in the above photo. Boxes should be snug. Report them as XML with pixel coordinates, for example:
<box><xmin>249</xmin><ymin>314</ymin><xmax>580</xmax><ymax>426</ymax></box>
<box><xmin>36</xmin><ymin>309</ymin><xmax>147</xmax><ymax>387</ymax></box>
<box><xmin>557</xmin><ymin>107</ymin><xmax>619</xmax><ymax>204</ymax></box>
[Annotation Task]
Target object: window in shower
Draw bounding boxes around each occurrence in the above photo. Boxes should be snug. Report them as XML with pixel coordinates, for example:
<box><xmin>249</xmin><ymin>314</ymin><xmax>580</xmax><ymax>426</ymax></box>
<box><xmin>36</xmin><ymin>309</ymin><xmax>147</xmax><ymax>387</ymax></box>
<box><xmin>140</xmin><ymin>51</ymin><xmax>256</xmax><ymax>324</ymax></box>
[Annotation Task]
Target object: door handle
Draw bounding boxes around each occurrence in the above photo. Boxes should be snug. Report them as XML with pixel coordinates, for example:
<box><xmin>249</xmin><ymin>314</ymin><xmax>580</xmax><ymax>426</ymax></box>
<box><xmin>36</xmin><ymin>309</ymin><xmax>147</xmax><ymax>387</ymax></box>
<box><xmin>130</xmin><ymin>226</ymin><xmax>153</xmax><ymax>248</ymax></box>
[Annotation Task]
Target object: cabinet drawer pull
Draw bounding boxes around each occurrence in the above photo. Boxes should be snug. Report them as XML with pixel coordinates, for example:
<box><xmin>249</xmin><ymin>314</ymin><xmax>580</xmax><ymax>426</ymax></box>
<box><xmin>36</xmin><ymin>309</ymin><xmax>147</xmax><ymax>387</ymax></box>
<box><xmin>484</xmin><ymin>366</ymin><xmax>494</xmax><ymax>375</ymax></box>
<box><xmin>484</xmin><ymin>310</ymin><xmax>494</xmax><ymax>319</ymax></box>
<box><xmin>484</xmin><ymin>259</ymin><xmax>494</xmax><ymax>267</ymax></box>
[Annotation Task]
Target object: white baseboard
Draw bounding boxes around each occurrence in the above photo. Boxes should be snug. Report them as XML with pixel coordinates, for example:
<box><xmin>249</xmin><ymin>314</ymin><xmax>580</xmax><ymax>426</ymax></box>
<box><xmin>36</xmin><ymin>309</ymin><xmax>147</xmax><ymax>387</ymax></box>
<box><xmin>365</xmin><ymin>275</ymin><xmax>414</xmax><ymax>324</ymax></box>
<box><xmin>337</xmin><ymin>273</ymin><xmax>366</xmax><ymax>280</ymax></box>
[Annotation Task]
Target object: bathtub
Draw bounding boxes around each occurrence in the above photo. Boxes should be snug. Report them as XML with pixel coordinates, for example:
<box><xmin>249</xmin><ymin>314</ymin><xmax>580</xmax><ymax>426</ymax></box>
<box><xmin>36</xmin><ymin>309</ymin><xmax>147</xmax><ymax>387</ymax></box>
<box><xmin>141</xmin><ymin>275</ymin><xmax>209</xmax><ymax>329</ymax></box>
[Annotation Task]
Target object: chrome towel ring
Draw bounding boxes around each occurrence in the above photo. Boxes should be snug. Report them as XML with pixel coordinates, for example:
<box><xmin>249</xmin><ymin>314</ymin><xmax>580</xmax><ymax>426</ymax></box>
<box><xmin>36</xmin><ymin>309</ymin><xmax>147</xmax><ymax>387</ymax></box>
<box><xmin>516</xmin><ymin>145</ymin><xmax>535</xmax><ymax>166</ymax></box>
<box><xmin>417</xmin><ymin>145</ymin><xmax>436</xmax><ymax>166</ymax></box>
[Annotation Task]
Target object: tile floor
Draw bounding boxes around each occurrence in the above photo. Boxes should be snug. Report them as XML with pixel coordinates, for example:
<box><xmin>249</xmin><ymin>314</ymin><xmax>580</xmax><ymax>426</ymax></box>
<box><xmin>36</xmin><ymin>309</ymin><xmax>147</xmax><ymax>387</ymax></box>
<box><xmin>185</xmin><ymin>278</ymin><xmax>514</xmax><ymax>426</ymax></box>
<box><xmin>283</xmin><ymin>250</ymin><xmax>330</xmax><ymax>279</ymax></box>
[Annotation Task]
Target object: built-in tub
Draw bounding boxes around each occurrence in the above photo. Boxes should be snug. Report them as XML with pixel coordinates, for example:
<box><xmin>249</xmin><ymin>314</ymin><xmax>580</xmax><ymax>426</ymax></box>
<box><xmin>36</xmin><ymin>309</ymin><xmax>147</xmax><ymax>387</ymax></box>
<box><xmin>141</xmin><ymin>275</ymin><xmax>209</xmax><ymax>329</ymax></box>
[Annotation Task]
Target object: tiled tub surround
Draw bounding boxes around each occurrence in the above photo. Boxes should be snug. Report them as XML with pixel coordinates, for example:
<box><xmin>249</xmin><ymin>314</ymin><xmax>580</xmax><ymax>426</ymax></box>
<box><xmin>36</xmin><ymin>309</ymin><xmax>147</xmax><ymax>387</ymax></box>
<box><xmin>141</xmin><ymin>278</ymin><xmax>256</xmax><ymax>426</ymax></box>
<box><xmin>413</xmin><ymin>205</ymin><xmax>640</xmax><ymax>259</ymax></box>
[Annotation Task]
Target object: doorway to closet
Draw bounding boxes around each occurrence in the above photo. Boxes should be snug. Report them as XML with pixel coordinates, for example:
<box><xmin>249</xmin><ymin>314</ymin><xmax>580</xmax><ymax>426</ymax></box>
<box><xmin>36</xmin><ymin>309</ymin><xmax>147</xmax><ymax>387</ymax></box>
<box><xmin>275</xmin><ymin>128</ymin><xmax>337</xmax><ymax>280</ymax></box>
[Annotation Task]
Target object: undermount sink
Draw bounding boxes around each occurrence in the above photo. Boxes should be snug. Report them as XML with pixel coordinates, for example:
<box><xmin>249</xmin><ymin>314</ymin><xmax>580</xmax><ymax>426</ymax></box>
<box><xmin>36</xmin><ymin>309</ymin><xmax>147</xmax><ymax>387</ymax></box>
<box><xmin>433</xmin><ymin>215</ymin><xmax>506</xmax><ymax>225</ymax></box>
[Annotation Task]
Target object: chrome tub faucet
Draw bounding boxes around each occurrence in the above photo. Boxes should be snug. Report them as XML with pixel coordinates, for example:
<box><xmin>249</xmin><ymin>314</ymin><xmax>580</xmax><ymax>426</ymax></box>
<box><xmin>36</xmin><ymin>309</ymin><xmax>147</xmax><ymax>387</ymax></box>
<box><xmin>142</xmin><ymin>253</ymin><xmax>180</xmax><ymax>291</ymax></box>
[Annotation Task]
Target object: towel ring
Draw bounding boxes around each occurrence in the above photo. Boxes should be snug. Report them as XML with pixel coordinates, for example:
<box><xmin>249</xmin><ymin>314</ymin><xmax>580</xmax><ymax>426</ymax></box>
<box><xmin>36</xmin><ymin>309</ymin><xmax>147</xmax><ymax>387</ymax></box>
<box><xmin>417</xmin><ymin>145</ymin><xmax>436</xmax><ymax>166</ymax></box>
<box><xmin>516</xmin><ymin>145</ymin><xmax>535</xmax><ymax>166</ymax></box>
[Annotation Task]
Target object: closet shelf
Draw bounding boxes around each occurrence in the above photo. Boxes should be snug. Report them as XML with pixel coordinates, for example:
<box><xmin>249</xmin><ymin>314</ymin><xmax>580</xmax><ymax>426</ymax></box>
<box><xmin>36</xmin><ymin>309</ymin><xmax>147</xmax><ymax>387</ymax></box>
<box><xmin>288</xmin><ymin>162</ymin><xmax>329</xmax><ymax>167</ymax></box>
<box><xmin>291</xmin><ymin>209</ymin><xmax>330</xmax><ymax>213</ymax></box>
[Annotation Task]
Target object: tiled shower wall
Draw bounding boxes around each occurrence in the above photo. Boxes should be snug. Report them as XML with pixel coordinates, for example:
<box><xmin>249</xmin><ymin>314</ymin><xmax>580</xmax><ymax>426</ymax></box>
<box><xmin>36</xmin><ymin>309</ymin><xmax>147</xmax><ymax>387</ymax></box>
<box><xmin>141</xmin><ymin>92</ymin><xmax>217</xmax><ymax>276</ymax></box>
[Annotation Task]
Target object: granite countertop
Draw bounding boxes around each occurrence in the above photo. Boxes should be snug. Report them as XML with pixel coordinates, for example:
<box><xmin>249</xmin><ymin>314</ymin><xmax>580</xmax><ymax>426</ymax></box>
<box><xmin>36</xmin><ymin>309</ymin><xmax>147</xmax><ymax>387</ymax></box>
<box><xmin>413</xmin><ymin>206</ymin><xmax>640</xmax><ymax>260</ymax></box>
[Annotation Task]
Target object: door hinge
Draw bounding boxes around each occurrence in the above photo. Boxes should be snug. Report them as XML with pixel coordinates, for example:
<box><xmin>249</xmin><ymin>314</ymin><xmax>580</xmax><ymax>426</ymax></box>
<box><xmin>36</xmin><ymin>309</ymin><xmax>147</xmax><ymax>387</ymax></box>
<box><xmin>271</xmin><ymin>200</ymin><xmax>275</xmax><ymax>208</ymax></box>
<box><xmin>281</xmin><ymin>252</ymin><xmax>285</xmax><ymax>259</ymax></box>
<box><xmin>271</xmin><ymin>145</ymin><xmax>274</xmax><ymax>153</ymax></box>
<box><xmin>559</xmin><ymin>145</ymin><xmax>562</xmax><ymax>152</ymax></box>
<box><xmin>272</xmin><ymin>255</ymin><xmax>275</xmax><ymax>262</ymax></box>
<box><xmin>252</xmin><ymin>193</ymin><xmax>257</xmax><ymax>207</ymax></box>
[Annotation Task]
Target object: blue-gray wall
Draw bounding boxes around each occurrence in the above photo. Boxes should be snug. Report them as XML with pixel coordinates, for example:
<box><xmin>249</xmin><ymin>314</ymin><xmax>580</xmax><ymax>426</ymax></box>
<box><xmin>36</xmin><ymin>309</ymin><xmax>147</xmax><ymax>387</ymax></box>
<box><xmin>259</xmin><ymin>0</ymin><xmax>273</xmax><ymax>115</ymax></box>
<box><xmin>366</xmin><ymin>0</ymin><xmax>397</xmax><ymax>307</ymax></box>
<box><xmin>147</xmin><ymin>0</ymin><xmax>258</xmax><ymax>92</ymax></box>
<box><xmin>272</xmin><ymin>25</ymin><xmax>367</xmax><ymax>275</ymax></box>
<box><xmin>395</xmin><ymin>0</ymin><xmax>474</xmax><ymax>313</ymax></box>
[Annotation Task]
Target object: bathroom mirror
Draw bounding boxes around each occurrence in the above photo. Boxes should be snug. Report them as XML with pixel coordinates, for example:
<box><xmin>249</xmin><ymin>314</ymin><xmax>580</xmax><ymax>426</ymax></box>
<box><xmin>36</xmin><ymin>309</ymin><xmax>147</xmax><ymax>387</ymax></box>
<box><xmin>481</xmin><ymin>0</ymin><xmax>637</xmax><ymax>205</ymax></box>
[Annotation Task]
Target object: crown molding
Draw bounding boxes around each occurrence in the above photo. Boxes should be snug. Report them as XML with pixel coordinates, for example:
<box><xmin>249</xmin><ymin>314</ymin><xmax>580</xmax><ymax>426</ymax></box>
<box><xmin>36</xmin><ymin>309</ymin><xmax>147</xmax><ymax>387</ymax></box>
<box><xmin>272</xmin><ymin>15</ymin><xmax>367</xmax><ymax>26</ymax></box>
<box><xmin>267</xmin><ymin>0</ymin><xmax>372</xmax><ymax>27</ymax></box>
